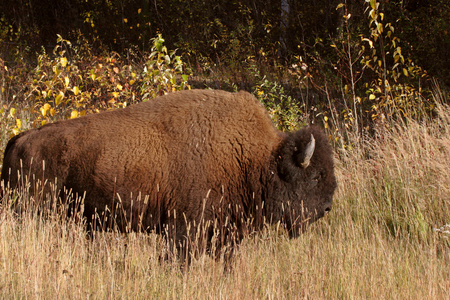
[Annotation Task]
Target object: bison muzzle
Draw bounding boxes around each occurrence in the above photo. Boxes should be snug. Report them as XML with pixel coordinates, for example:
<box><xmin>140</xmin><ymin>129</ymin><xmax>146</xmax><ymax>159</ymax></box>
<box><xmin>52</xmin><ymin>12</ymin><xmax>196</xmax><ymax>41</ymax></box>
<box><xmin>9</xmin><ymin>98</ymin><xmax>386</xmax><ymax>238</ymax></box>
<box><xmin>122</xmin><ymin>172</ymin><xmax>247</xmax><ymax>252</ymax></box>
<box><xmin>1</xmin><ymin>89</ymin><xmax>336</xmax><ymax>254</ymax></box>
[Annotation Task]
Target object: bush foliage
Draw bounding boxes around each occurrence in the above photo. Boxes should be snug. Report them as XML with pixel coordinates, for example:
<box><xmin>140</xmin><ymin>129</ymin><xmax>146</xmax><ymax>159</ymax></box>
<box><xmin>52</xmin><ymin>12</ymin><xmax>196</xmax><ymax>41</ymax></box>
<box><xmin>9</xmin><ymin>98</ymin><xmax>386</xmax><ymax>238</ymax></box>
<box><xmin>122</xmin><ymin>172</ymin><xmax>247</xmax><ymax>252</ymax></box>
<box><xmin>1</xmin><ymin>34</ymin><xmax>190</xmax><ymax>143</ymax></box>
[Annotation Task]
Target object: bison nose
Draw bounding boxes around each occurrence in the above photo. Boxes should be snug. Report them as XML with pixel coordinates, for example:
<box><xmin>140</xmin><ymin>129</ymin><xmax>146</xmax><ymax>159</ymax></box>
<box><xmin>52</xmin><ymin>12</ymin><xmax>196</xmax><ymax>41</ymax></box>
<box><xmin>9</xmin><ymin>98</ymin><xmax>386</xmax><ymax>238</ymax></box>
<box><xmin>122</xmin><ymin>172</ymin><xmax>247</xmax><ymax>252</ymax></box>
<box><xmin>323</xmin><ymin>202</ymin><xmax>332</xmax><ymax>214</ymax></box>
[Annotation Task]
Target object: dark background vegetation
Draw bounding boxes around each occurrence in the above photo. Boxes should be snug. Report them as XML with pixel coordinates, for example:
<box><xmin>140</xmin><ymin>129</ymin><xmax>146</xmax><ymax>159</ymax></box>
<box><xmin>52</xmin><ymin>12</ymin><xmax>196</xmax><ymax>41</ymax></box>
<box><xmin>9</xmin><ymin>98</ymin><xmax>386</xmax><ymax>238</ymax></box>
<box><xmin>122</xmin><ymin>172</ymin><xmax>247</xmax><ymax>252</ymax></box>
<box><xmin>1</xmin><ymin>0</ymin><xmax>448</xmax><ymax>81</ymax></box>
<box><xmin>0</xmin><ymin>0</ymin><xmax>449</xmax><ymax>140</ymax></box>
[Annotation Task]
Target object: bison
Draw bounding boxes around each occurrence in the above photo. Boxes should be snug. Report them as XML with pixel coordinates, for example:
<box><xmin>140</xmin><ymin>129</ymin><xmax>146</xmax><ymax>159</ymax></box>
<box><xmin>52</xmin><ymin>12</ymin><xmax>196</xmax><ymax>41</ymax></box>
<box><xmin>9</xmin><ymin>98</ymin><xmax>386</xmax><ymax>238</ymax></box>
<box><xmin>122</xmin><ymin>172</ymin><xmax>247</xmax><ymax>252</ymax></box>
<box><xmin>1</xmin><ymin>89</ymin><xmax>336</xmax><ymax>255</ymax></box>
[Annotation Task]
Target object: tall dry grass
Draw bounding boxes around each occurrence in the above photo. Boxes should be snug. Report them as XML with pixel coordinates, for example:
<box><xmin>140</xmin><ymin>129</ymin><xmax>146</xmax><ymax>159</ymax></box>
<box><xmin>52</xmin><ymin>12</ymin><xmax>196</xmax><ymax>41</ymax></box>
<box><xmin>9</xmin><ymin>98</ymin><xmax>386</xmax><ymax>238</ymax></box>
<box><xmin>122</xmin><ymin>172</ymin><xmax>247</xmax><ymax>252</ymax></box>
<box><xmin>0</xmin><ymin>99</ymin><xmax>449</xmax><ymax>299</ymax></box>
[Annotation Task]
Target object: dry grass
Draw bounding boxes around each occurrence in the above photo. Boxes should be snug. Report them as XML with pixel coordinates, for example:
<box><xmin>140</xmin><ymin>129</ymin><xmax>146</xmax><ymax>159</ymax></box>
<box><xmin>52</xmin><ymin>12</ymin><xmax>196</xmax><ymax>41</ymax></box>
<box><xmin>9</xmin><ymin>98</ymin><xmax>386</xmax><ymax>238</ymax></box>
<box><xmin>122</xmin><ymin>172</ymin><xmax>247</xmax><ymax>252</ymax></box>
<box><xmin>0</xmin><ymin>102</ymin><xmax>449</xmax><ymax>299</ymax></box>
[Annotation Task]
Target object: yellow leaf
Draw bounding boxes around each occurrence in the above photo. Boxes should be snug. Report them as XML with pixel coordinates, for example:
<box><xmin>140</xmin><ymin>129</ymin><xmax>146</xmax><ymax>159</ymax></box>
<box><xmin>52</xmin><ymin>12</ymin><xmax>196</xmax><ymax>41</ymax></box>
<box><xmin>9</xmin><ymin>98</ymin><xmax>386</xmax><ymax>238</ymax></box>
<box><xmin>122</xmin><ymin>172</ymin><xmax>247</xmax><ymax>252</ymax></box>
<box><xmin>324</xmin><ymin>116</ymin><xmax>328</xmax><ymax>122</ymax></box>
<box><xmin>138</xmin><ymin>8</ymin><xmax>142</xmax><ymax>14</ymax></box>
<box><xmin>70</xmin><ymin>110</ymin><xmax>78</xmax><ymax>119</ymax></box>
<box><xmin>129</xmin><ymin>79</ymin><xmax>135</xmax><ymax>85</ymax></box>
<box><xmin>369</xmin><ymin>94</ymin><xmax>376</xmax><ymax>100</ymax></box>
<box><xmin>363</xmin><ymin>38</ymin><xmax>373</xmax><ymax>48</ymax></box>
<box><xmin>16</xmin><ymin>119</ymin><xmax>22</xmax><ymax>129</ymax></box>
<box><xmin>116</xmin><ymin>84</ymin><xmax>123</xmax><ymax>91</ymax></box>
<box><xmin>64</xmin><ymin>76</ymin><xmax>70</xmax><ymax>87</ymax></box>
<box><xmin>73</xmin><ymin>86</ymin><xmax>80</xmax><ymax>95</ymax></box>
<box><xmin>50</xmin><ymin>108</ymin><xmax>56</xmax><ymax>116</ymax></box>
<box><xmin>41</xmin><ymin>120</ymin><xmax>47</xmax><ymax>126</ymax></box>
<box><xmin>41</xmin><ymin>103</ymin><xmax>51</xmax><ymax>117</ymax></box>
<box><xmin>377</xmin><ymin>23</ymin><xmax>383</xmax><ymax>34</ymax></box>
<box><xmin>55</xmin><ymin>91</ymin><xmax>64</xmax><ymax>106</ymax></box>
<box><xmin>9</xmin><ymin>107</ymin><xmax>16</xmax><ymax>118</ymax></box>
<box><xmin>60</xmin><ymin>57</ymin><xmax>68</xmax><ymax>67</ymax></box>
<box><xmin>112</xmin><ymin>92</ymin><xmax>119</xmax><ymax>98</ymax></box>
<box><xmin>123</xmin><ymin>18</ymin><xmax>128</xmax><ymax>23</ymax></box>
<box><xmin>403</xmin><ymin>68</ymin><xmax>409</xmax><ymax>77</ymax></box>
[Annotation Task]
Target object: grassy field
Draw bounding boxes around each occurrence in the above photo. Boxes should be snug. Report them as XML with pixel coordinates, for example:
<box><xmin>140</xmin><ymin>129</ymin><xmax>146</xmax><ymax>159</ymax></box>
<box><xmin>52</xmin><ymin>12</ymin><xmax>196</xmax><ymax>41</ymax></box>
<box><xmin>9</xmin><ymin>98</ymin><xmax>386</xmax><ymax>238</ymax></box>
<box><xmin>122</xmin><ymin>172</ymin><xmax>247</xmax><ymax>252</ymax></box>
<box><xmin>0</xmin><ymin>98</ymin><xmax>449</xmax><ymax>299</ymax></box>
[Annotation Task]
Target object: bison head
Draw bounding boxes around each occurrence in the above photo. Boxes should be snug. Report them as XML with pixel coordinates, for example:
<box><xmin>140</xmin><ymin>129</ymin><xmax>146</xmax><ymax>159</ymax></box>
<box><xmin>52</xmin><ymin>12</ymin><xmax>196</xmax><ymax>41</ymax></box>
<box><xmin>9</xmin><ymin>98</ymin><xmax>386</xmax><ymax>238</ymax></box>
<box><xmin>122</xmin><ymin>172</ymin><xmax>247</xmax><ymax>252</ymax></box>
<box><xmin>268</xmin><ymin>126</ymin><xmax>337</xmax><ymax>236</ymax></box>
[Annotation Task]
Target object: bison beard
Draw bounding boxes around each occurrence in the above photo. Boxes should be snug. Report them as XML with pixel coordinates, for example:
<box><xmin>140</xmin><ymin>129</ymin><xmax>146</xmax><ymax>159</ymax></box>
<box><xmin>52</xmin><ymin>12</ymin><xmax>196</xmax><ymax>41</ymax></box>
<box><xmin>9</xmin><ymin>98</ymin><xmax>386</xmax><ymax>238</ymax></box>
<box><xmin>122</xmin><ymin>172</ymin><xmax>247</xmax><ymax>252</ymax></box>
<box><xmin>1</xmin><ymin>89</ymin><xmax>336</xmax><ymax>259</ymax></box>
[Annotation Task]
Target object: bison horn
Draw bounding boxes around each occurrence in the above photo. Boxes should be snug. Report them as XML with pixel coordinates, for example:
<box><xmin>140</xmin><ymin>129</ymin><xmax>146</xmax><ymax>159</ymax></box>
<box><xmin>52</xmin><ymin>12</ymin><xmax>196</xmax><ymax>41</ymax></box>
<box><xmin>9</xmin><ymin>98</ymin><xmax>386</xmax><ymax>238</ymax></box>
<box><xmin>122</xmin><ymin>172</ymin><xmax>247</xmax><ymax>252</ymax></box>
<box><xmin>301</xmin><ymin>134</ymin><xmax>315</xmax><ymax>168</ymax></box>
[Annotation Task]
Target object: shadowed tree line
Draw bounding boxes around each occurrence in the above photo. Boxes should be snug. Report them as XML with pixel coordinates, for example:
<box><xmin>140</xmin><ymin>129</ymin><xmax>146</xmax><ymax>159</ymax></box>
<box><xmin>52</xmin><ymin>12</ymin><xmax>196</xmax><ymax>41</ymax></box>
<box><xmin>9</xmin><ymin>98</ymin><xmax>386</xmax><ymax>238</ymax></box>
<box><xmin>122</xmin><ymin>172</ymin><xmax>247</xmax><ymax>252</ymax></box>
<box><xmin>0</xmin><ymin>0</ymin><xmax>448</xmax><ymax>85</ymax></box>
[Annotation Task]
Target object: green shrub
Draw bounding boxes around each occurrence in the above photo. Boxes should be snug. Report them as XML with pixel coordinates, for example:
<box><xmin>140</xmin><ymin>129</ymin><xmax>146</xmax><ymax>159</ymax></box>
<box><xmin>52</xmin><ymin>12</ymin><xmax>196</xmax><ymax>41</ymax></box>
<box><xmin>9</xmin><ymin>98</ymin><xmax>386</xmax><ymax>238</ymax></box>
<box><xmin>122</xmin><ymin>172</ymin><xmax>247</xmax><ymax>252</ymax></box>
<box><xmin>0</xmin><ymin>34</ymin><xmax>190</xmax><ymax>160</ymax></box>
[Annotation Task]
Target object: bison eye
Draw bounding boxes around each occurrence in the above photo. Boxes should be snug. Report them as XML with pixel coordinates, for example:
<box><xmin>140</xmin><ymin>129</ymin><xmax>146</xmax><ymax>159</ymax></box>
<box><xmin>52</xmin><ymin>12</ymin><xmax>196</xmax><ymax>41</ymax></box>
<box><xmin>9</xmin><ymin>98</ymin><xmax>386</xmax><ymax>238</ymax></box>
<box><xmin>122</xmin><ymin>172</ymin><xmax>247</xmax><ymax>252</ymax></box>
<box><xmin>310</xmin><ymin>172</ymin><xmax>322</xmax><ymax>188</ymax></box>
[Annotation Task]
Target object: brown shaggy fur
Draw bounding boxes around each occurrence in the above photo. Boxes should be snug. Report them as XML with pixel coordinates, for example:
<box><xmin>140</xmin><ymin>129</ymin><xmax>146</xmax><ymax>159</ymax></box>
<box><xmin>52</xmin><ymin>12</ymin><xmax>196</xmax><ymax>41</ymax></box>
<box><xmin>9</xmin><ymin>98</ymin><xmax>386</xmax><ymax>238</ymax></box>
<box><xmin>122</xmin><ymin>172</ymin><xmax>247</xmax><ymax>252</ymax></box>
<box><xmin>1</xmin><ymin>89</ymin><xmax>336</xmax><ymax>250</ymax></box>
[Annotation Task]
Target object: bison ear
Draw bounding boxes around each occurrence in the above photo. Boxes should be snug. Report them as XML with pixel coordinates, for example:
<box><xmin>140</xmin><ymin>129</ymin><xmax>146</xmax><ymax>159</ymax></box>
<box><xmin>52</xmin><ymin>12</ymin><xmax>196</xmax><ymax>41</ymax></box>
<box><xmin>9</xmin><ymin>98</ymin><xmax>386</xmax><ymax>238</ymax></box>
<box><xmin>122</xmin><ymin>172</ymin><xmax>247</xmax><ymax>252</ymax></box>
<box><xmin>278</xmin><ymin>133</ymin><xmax>315</xmax><ymax>181</ymax></box>
<box><xmin>300</xmin><ymin>134</ymin><xmax>315</xmax><ymax>168</ymax></box>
